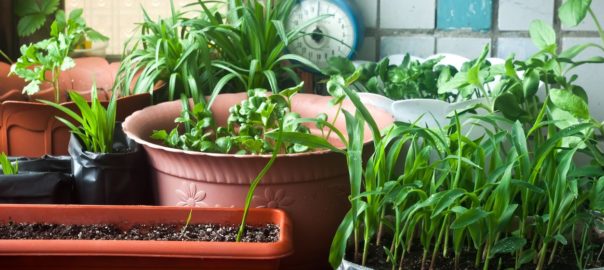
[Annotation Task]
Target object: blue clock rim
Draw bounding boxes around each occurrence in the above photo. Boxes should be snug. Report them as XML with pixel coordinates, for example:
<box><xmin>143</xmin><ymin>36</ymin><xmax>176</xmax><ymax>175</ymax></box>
<box><xmin>293</xmin><ymin>0</ymin><xmax>365</xmax><ymax>60</ymax></box>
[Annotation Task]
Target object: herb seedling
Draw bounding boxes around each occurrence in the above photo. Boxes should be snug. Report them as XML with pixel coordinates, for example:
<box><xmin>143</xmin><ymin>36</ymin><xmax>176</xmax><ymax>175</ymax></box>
<box><xmin>152</xmin><ymin>83</ymin><xmax>311</xmax><ymax>154</ymax></box>
<box><xmin>9</xmin><ymin>8</ymin><xmax>108</xmax><ymax>102</ymax></box>
<box><xmin>180</xmin><ymin>209</ymin><xmax>193</xmax><ymax>239</ymax></box>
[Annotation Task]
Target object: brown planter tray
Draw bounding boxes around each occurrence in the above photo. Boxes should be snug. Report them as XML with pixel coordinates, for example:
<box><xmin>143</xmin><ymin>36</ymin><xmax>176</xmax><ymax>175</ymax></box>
<box><xmin>0</xmin><ymin>204</ymin><xmax>293</xmax><ymax>270</ymax></box>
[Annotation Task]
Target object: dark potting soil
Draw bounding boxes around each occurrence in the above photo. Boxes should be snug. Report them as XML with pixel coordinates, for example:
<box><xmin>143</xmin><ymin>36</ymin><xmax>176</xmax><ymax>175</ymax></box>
<box><xmin>0</xmin><ymin>222</ymin><xmax>279</xmax><ymax>243</ymax></box>
<box><xmin>347</xmin><ymin>243</ymin><xmax>604</xmax><ymax>270</ymax></box>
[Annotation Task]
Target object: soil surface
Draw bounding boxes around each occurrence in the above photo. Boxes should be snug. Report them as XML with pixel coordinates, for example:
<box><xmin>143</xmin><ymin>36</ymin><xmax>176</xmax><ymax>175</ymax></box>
<box><xmin>347</xmin><ymin>242</ymin><xmax>604</xmax><ymax>270</ymax></box>
<box><xmin>0</xmin><ymin>222</ymin><xmax>279</xmax><ymax>243</ymax></box>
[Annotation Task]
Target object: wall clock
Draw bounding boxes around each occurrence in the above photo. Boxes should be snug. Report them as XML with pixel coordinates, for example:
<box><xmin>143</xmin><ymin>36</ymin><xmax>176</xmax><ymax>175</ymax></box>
<box><xmin>286</xmin><ymin>0</ymin><xmax>364</xmax><ymax>69</ymax></box>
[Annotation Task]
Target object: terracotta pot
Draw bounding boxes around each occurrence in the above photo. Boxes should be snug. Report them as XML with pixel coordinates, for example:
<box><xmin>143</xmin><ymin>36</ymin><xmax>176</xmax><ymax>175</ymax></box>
<box><xmin>0</xmin><ymin>93</ymin><xmax>153</xmax><ymax>157</ymax></box>
<box><xmin>0</xmin><ymin>57</ymin><xmax>165</xmax><ymax>157</ymax></box>
<box><xmin>0</xmin><ymin>62</ymin><xmax>27</xmax><ymax>103</ymax></box>
<box><xmin>123</xmin><ymin>93</ymin><xmax>393</xmax><ymax>270</ymax></box>
<box><xmin>0</xmin><ymin>204</ymin><xmax>293</xmax><ymax>270</ymax></box>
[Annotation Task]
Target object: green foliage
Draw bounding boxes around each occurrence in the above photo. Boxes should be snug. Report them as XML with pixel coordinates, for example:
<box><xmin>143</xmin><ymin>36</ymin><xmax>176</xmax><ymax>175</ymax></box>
<box><xmin>326</xmin><ymin>46</ymin><xmax>498</xmax><ymax>103</ymax></box>
<box><xmin>14</xmin><ymin>0</ymin><xmax>60</xmax><ymax>37</ymax></box>
<box><xmin>0</xmin><ymin>153</ymin><xmax>18</xmax><ymax>175</ymax></box>
<box><xmin>117</xmin><ymin>0</ymin><xmax>323</xmax><ymax>101</ymax></box>
<box><xmin>39</xmin><ymin>84</ymin><xmax>117</xmax><ymax>154</ymax></box>
<box><xmin>273</xmin><ymin>61</ymin><xmax>604</xmax><ymax>269</ymax></box>
<box><xmin>9</xmin><ymin>8</ymin><xmax>108</xmax><ymax>102</ymax></box>
<box><xmin>152</xmin><ymin>83</ymin><xmax>311</xmax><ymax>155</ymax></box>
<box><xmin>326</xmin><ymin>55</ymin><xmax>450</xmax><ymax>101</ymax></box>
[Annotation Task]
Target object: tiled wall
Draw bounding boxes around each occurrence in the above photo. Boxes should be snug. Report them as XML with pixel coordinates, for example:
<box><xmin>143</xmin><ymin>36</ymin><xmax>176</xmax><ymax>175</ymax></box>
<box><xmin>352</xmin><ymin>0</ymin><xmax>604</xmax><ymax>60</ymax></box>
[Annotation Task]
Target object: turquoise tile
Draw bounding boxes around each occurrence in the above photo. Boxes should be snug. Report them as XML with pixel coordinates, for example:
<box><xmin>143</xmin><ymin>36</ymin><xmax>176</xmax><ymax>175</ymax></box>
<box><xmin>437</xmin><ymin>0</ymin><xmax>492</xmax><ymax>31</ymax></box>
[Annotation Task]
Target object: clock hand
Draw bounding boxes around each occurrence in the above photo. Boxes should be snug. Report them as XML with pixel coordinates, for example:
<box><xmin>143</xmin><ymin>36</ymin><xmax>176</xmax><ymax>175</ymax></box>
<box><xmin>317</xmin><ymin>0</ymin><xmax>320</xmax><ymax>17</ymax></box>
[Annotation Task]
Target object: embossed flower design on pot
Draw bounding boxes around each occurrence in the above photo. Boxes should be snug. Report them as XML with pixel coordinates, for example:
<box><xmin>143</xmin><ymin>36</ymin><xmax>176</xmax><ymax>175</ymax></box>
<box><xmin>176</xmin><ymin>183</ymin><xmax>208</xmax><ymax>207</ymax></box>
<box><xmin>253</xmin><ymin>188</ymin><xmax>295</xmax><ymax>209</ymax></box>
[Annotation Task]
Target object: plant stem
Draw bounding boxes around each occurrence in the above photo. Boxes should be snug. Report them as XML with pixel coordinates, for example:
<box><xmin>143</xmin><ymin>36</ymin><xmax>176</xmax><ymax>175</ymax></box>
<box><xmin>326</xmin><ymin>101</ymin><xmax>343</xmax><ymax>140</ymax></box>
<box><xmin>475</xmin><ymin>245</ymin><xmax>483</xmax><ymax>268</ymax></box>
<box><xmin>421</xmin><ymin>249</ymin><xmax>428</xmax><ymax>270</ymax></box>
<box><xmin>53</xmin><ymin>67</ymin><xmax>61</xmax><ymax>103</ymax></box>
<box><xmin>236</xmin><ymin>125</ymin><xmax>283</xmax><ymax>242</ymax></box>
<box><xmin>588</xmin><ymin>8</ymin><xmax>604</xmax><ymax>46</ymax></box>
<box><xmin>536</xmin><ymin>242</ymin><xmax>548</xmax><ymax>270</ymax></box>
<box><xmin>0</xmin><ymin>50</ymin><xmax>13</xmax><ymax>63</ymax></box>
<box><xmin>430</xmin><ymin>220</ymin><xmax>446</xmax><ymax>270</ymax></box>
<box><xmin>354</xmin><ymin>227</ymin><xmax>360</xmax><ymax>262</ymax></box>
<box><xmin>376</xmin><ymin>208</ymin><xmax>386</xmax><ymax>245</ymax></box>
<box><xmin>482</xmin><ymin>242</ymin><xmax>491</xmax><ymax>270</ymax></box>
<box><xmin>362</xmin><ymin>231</ymin><xmax>370</xmax><ymax>266</ymax></box>
<box><xmin>548</xmin><ymin>242</ymin><xmax>558</xmax><ymax>265</ymax></box>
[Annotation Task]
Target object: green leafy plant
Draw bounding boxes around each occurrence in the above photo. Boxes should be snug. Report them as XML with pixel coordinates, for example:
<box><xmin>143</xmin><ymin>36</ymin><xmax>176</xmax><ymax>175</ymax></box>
<box><xmin>39</xmin><ymin>84</ymin><xmax>117</xmax><ymax>154</ymax></box>
<box><xmin>326</xmin><ymin>46</ymin><xmax>498</xmax><ymax>104</ymax></box>
<box><xmin>0</xmin><ymin>153</ymin><xmax>18</xmax><ymax>175</ymax></box>
<box><xmin>271</xmin><ymin>66</ymin><xmax>604</xmax><ymax>270</ymax></box>
<box><xmin>14</xmin><ymin>0</ymin><xmax>60</xmax><ymax>37</ymax></box>
<box><xmin>325</xmin><ymin>55</ymin><xmax>450</xmax><ymax>101</ymax></box>
<box><xmin>9</xmin><ymin>8</ymin><xmax>108</xmax><ymax>102</ymax></box>
<box><xmin>117</xmin><ymin>0</ymin><xmax>325</xmax><ymax>102</ymax></box>
<box><xmin>151</xmin><ymin>83</ymin><xmax>311</xmax><ymax>154</ymax></box>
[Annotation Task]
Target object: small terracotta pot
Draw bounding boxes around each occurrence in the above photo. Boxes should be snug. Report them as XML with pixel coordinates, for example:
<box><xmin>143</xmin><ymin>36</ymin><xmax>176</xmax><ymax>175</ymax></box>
<box><xmin>123</xmin><ymin>93</ymin><xmax>393</xmax><ymax>269</ymax></box>
<box><xmin>0</xmin><ymin>57</ymin><xmax>164</xmax><ymax>157</ymax></box>
<box><xmin>0</xmin><ymin>204</ymin><xmax>293</xmax><ymax>270</ymax></box>
<box><xmin>0</xmin><ymin>93</ymin><xmax>153</xmax><ymax>157</ymax></box>
<box><xmin>0</xmin><ymin>62</ymin><xmax>27</xmax><ymax>103</ymax></box>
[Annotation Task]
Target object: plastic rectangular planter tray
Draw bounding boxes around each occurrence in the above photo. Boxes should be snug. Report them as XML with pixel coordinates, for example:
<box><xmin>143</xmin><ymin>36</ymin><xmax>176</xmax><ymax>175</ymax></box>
<box><xmin>0</xmin><ymin>204</ymin><xmax>293</xmax><ymax>270</ymax></box>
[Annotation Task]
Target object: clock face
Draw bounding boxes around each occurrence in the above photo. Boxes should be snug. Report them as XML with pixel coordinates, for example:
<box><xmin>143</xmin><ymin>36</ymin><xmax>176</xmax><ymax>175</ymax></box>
<box><xmin>286</xmin><ymin>0</ymin><xmax>356</xmax><ymax>68</ymax></box>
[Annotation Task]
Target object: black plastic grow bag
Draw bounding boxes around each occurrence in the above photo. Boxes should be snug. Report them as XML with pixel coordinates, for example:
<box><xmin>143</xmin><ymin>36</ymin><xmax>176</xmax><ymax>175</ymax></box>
<box><xmin>68</xmin><ymin>124</ymin><xmax>153</xmax><ymax>205</ymax></box>
<box><xmin>0</xmin><ymin>156</ymin><xmax>73</xmax><ymax>203</ymax></box>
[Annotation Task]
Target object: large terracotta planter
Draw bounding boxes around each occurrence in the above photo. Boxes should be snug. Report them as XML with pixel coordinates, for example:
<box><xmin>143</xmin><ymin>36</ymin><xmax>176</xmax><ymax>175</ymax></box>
<box><xmin>0</xmin><ymin>204</ymin><xmax>293</xmax><ymax>270</ymax></box>
<box><xmin>123</xmin><ymin>93</ymin><xmax>393</xmax><ymax>270</ymax></box>
<box><xmin>0</xmin><ymin>57</ymin><xmax>161</xmax><ymax>157</ymax></box>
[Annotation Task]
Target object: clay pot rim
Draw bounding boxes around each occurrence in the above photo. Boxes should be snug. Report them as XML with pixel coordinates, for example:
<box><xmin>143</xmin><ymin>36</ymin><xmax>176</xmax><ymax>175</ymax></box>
<box><xmin>123</xmin><ymin>93</ymin><xmax>387</xmax><ymax>159</ymax></box>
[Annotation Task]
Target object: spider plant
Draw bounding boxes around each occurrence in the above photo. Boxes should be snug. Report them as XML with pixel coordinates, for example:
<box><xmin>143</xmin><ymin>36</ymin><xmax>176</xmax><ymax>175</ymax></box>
<box><xmin>182</xmin><ymin>0</ymin><xmax>325</xmax><ymax>94</ymax></box>
<box><xmin>118</xmin><ymin>0</ymin><xmax>326</xmax><ymax>102</ymax></box>
<box><xmin>39</xmin><ymin>84</ymin><xmax>117</xmax><ymax>154</ymax></box>
<box><xmin>115</xmin><ymin>1</ymin><xmax>207</xmax><ymax>102</ymax></box>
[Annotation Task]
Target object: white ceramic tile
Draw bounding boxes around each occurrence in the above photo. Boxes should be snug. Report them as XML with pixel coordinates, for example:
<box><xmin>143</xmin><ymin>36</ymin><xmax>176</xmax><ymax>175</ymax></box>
<box><xmin>436</xmin><ymin>37</ymin><xmax>491</xmax><ymax>58</ymax></box>
<box><xmin>380</xmin><ymin>0</ymin><xmax>435</xmax><ymax>29</ymax></box>
<box><xmin>380</xmin><ymin>36</ymin><xmax>435</xmax><ymax>58</ymax></box>
<box><xmin>498</xmin><ymin>0</ymin><xmax>554</xmax><ymax>30</ymax></box>
<box><xmin>497</xmin><ymin>37</ymin><xmax>539</xmax><ymax>60</ymax></box>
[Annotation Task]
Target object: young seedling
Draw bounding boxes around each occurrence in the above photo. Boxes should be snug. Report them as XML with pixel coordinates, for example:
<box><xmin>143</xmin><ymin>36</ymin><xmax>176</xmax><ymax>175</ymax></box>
<box><xmin>39</xmin><ymin>83</ymin><xmax>117</xmax><ymax>154</ymax></box>
<box><xmin>180</xmin><ymin>209</ymin><xmax>193</xmax><ymax>239</ymax></box>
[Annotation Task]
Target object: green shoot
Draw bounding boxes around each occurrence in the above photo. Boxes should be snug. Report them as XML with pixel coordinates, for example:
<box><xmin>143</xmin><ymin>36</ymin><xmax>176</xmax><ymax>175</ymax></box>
<box><xmin>0</xmin><ymin>153</ymin><xmax>18</xmax><ymax>175</ymax></box>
